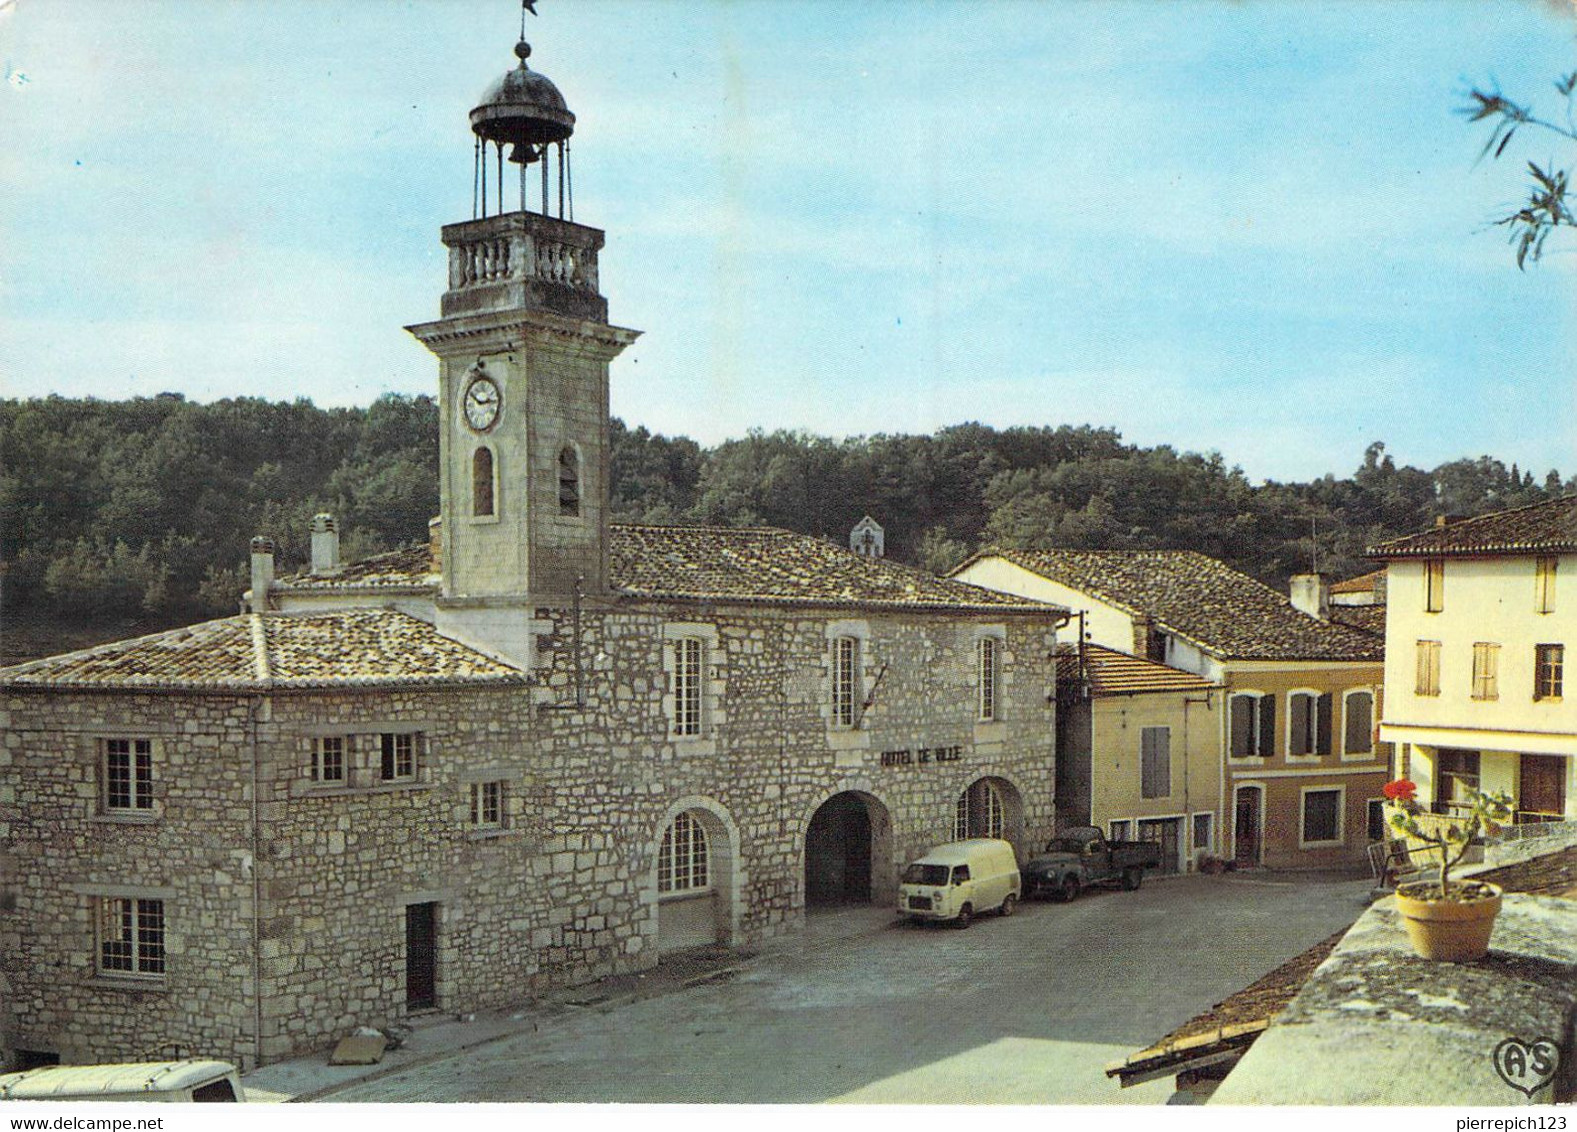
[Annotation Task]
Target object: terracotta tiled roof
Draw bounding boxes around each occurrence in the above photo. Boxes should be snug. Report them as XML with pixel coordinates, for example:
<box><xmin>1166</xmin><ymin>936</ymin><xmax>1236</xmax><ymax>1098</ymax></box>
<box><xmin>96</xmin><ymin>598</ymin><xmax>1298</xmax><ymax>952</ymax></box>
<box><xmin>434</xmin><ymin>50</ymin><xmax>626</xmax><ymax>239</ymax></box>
<box><xmin>1055</xmin><ymin>643</ymin><xmax>1220</xmax><ymax>697</ymax></box>
<box><xmin>1369</xmin><ymin>496</ymin><xmax>1577</xmax><ymax>558</ymax></box>
<box><xmin>1107</xmin><ymin>931</ymin><xmax>1343</xmax><ymax>1086</ymax></box>
<box><xmin>0</xmin><ymin>610</ymin><xmax>524</xmax><ymax>691</ymax></box>
<box><xmin>1330</xmin><ymin>568</ymin><xmax>1385</xmax><ymax>595</ymax></box>
<box><xmin>1328</xmin><ymin>604</ymin><xmax>1386</xmax><ymax>636</ymax></box>
<box><xmin>610</xmin><ymin>524</ymin><xmax>1051</xmax><ymax>613</ymax></box>
<box><xmin>1477</xmin><ymin>845</ymin><xmax>1577</xmax><ymax>899</ymax></box>
<box><xmin>961</xmin><ymin>549</ymin><xmax>1382</xmax><ymax>662</ymax></box>
<box><xmin>276</xmin><ymin>544</ymin><xmax>438</xmax><ymax>591</ymax></box>
<box><xmin>271</xmin><ymin>525</ymin><xmax>1054</xmax><ymax>614</ymax></box>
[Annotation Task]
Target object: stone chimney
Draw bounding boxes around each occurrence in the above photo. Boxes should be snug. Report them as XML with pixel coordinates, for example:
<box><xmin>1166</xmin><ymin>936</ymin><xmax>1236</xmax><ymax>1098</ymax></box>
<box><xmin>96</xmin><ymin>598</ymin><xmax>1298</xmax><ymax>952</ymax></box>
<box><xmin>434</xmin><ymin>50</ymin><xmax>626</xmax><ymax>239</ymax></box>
<box><xmin>428</xmin><ymin>516</ymin><xmax>443</xmax><ymax>574</ymax></box>
<box><xmin>249</xmin><ymin>537</ymin><xmax>276</xmax><ymax>614</ymax></box>
<box><xmin>1290</xmin><ymin>573</ymin><xmax>1330</xmax><ymax>620</ymax></box>
<box><xmin>309</xmin><ymin>513</ymin><xmax>340</xmax><ymax>576</ymax></box>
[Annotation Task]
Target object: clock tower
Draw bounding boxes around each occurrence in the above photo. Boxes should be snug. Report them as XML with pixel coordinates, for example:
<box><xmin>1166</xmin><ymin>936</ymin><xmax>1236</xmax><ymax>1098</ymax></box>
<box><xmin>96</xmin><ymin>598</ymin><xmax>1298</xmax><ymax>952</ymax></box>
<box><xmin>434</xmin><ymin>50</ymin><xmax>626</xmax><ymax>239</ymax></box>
<box><xmin>407</xmin><ymin>20</ymin><xmax>639</xmax><ymax>649</ymax></box>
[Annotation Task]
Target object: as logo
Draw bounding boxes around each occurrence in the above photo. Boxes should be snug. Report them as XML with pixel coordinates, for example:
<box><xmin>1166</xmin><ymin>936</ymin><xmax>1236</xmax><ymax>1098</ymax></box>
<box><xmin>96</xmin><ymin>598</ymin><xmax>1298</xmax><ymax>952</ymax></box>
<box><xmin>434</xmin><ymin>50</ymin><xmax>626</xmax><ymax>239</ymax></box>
<box><xmin>1492</xmin><ymin>1036</ymin><xmax>1559</xmax><ymax>1097</ymax></box>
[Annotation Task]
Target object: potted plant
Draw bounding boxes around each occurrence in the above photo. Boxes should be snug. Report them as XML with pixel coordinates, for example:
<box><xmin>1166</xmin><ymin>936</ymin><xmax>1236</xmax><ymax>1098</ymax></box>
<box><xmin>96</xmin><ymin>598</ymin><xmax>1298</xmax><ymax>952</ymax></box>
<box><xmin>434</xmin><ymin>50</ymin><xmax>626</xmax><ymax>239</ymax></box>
<box><xmin>1383</xmin><ymin>778</ymin><xmax>1513</xmax><ymax>961</ymax></box>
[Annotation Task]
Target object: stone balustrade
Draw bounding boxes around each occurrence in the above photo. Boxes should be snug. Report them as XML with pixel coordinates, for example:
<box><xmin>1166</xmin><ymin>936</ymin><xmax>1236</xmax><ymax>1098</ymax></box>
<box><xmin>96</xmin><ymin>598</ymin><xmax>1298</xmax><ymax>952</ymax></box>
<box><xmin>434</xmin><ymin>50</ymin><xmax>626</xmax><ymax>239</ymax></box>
<box><xmin>438</xmin><ymin>212</ymin><xmax>607</xmax><ymax>322</ymax></box>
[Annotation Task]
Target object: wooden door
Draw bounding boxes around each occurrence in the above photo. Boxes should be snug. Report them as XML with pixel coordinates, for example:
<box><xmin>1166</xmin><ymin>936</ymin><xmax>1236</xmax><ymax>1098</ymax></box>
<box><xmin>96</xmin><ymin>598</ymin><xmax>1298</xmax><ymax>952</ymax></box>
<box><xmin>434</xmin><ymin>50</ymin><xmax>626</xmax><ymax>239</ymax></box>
<box><xmin>1520</xmin><ymin>754</ymin><xmax>1567</xmax><ymax>821</ymax></box>
<box><xmin>1234</xmin><ymin>788</ymin><xmax>1261</xmax><ymax>866</ymax></box>
<box><xmin>405</xmin><ymin>902</ymin><xmax>437</xmax><ymax>1009</ymax></box>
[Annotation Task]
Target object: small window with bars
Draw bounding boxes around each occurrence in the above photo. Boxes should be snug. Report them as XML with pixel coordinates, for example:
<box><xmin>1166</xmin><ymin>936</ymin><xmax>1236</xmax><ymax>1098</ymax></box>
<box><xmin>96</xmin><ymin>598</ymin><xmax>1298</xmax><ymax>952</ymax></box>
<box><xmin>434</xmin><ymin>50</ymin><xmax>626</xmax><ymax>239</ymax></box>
<box><xmin>657</xmin><ymin>811</ymin><xmax>709</xmax><ymax>894</ymax></box>
<box><xmin>98</xmin><ymin>897</ymin><xmax>165</xmax><ymax>979</ymax></box>
<box><xmin>102</xmin><ymin>739</ymin><xmax>153</xmax><ymax>812</ymax></box>
<box><xmin>1535</xmin><ymin>644</ymin><xmax>1564</xmax><ymax>701</ymax></box>
<box><xmin>469</xmin><ymin>781</ymin><xmax>504</xmax><ymax>828</ymax></box>
<box><xmin>831</xmin><ymin>636</ymin><xmax>860</xmax><ymax>728</ymax></box>
<box><xmin>672</xmin><ymin>638</ymin><xmax>706</xmax><ymax>737</ymax></box>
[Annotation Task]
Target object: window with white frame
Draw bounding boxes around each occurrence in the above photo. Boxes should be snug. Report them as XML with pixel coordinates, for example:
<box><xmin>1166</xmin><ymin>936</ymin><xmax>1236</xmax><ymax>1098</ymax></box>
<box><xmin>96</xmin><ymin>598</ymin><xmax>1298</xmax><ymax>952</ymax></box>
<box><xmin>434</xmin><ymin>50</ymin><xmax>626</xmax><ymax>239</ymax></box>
<box><xmin>1535</xmin><ymin>556</ymin><xmax>1557</xmax><ymax>614</ymax></box>
<box><xmin>657</xmin><ymin>812</ymin><xmax>709</xmax><ymax>894</ymax></box>
<box><xmin>1192</xmin><ymin>812</ymin><xmax>1213</xmax><ymax>851</ymax></box>
<box><xmin>1367</xmin><ymin>799</ymin><xmax>1387</xmax><ymax>842</ymax></box>
<box><xmin>831</xmin><ymin>636</ymin><xmax>860</xmax><ymax>728</ymax></box>
<box><xmin>1229</xmin><ymin>693</ymin><xmax>1274</xmax><ymax>757</ymax></box>
<box><xmin>672</xmin><ymin>637</ymin><xmax>706</xmax><ymax>737</ymax></box>
<box><xmin>97</xmin><ymin>896</ymin><xmax>165</xmax><ymax>979</ymax></box>
<box><xmin>1288</xmin><ymin>691</ymin><xmax>1332</xmax><ymax>757</ymax></box>
<box><xmin>1342</xmin><ymin>691</ymin><xmax>1374</xmax><ymax>755</ymax></box>
<box><xmin>1301</xmin><ymin>788</ymin><xmax>1343</xmax><ymax>845</ymax></box>
<box><xmin>380</xmin><ymin>733</ymin><xmax>416</xmax><ymax>781</ymax></box>
<box><xmin>102</xmin><ymin>739</ymin><xmax>153</xmax><ymax>812</ymax></box>
<box><xmin>1140</xmin><ymin>727</ymin><xmax>1171</xmax><ymax>799</ymax></box>
<box><xmin>1415</xmin><ymin>640</ymin><xmax>1441</xmax><ymax>697</ymax></box>
<box><xmin>1109</xmin><ymin>819</ymin><xmax>1132</xmax><ymax>842</ymax></box>
<box><xmin>312</xmin><ymin>736</ymin><xmax>346</xmax><ymax>784</ymax></box>
<box><xmin>977</xmin><ymin>636</ymin><xmax>1001</xmax><ymax>721</ymax></box>
<box><xmin>954</xmin><ymin>779</ymin><xmax>1006</xmax><ymax>840</ymax></box>
<box><xmin>1535</xmin><ymin>643</ymin><xmax>1564</xmax><ymax>701</ymax></box>
<box><xmin>470</xmin><ymin>781</ymin><xmax>504</xmax><ymax>828</ymax></box>
<box><xmin>1471</xmin><ymin>642</ymin><xmax>1500</xmax><ymax>701</ymax></box>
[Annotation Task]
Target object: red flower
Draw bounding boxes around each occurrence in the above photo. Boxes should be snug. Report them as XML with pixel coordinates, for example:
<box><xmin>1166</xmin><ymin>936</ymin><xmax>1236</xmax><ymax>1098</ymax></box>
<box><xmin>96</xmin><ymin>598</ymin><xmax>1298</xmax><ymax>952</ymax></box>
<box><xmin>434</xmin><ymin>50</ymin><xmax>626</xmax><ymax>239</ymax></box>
<box><xmin>1383</xmin><ymin>779</ymin><xmax>1418</xmax><ymax>801</ymax></box>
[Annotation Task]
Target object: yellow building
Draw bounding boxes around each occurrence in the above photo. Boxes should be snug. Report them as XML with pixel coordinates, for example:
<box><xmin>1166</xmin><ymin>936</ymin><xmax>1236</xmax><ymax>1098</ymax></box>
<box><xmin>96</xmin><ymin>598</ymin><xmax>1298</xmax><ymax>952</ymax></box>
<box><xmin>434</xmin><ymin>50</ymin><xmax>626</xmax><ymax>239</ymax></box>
<box><xmin>954</xmin><ymin>550</ymin><xmax>1387</xmax><ymax>867</ymax></box>
<box><xmin>1372</xmin><ymin>499</ymin><xmax>1576</xmax><ymax>827</ymax></box>
<box><xmin>1055</xmin><ymin>644</ymin><xmax>1224</xmax><ymax>873</ymax></box>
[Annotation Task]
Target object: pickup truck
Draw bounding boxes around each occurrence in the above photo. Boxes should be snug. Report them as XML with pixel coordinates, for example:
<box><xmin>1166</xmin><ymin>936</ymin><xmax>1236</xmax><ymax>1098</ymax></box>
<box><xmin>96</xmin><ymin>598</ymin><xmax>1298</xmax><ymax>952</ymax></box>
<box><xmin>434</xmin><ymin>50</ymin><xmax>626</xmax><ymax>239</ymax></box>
<box><xmin>1021</xmin><ymin>826</ymin><xmax>1164</xmax><ymax>901</ymax></box>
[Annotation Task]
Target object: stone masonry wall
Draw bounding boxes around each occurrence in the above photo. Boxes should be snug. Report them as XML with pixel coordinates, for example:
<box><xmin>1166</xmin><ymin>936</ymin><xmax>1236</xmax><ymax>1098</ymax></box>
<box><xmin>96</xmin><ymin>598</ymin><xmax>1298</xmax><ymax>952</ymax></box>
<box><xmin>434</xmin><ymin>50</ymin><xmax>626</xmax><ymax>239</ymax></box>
<box><xmin>3</xmin><ymin>597</ymin><xmax>1059</xmax><ymax>1068</ymax></box>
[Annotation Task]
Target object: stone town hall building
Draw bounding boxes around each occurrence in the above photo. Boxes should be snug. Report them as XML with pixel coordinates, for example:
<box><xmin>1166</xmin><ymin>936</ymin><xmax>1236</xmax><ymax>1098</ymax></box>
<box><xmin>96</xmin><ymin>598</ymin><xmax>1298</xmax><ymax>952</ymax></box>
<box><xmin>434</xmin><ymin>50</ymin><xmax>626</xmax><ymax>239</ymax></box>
<box><xmin>0</xmin><ymin>26</ymin><xmax>1063</xmax><ymax>1070</ymax></box>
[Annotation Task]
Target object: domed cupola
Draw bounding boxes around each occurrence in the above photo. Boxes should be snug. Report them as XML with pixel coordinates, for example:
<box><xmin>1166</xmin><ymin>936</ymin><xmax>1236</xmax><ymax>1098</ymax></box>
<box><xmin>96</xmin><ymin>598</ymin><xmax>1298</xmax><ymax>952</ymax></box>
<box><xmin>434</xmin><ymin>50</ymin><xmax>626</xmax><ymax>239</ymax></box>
<box><xmin>468</xmin><ymin>5</ymin><xmax>577</xmax><ymax>221</ymax></box>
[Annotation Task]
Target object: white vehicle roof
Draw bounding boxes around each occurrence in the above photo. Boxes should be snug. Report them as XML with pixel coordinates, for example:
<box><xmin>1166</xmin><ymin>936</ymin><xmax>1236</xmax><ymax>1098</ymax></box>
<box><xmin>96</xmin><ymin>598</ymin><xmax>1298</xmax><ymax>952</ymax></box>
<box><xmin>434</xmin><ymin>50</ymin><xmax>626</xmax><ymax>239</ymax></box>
<box><xmin>0</xmin><ymin>1060</ymin><xmax>238</xmax><ymax>1099</ymax></box>
<box><xmin>908</xmin><ymin>838</ymin><xmax>1015</xmax><ymax>866</ymax></box>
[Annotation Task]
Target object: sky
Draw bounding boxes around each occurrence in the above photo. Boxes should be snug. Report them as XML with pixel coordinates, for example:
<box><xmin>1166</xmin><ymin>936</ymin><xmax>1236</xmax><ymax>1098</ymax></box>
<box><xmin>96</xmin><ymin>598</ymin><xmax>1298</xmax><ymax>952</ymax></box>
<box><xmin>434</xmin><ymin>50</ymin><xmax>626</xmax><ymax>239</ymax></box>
<box><xmin>1</xmin><ymin>0</ymin><xmax>1575</xmax><ymax>484</ymax></box>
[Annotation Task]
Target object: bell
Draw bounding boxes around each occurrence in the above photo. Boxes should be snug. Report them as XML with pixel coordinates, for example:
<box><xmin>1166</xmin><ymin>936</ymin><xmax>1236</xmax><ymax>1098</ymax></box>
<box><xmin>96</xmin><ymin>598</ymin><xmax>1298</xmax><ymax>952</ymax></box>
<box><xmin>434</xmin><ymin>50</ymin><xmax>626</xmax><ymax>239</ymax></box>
<box><xmin>509</xmin><ymin>142</ymin><xmax>540</xmax><ymax>166</ymax></box>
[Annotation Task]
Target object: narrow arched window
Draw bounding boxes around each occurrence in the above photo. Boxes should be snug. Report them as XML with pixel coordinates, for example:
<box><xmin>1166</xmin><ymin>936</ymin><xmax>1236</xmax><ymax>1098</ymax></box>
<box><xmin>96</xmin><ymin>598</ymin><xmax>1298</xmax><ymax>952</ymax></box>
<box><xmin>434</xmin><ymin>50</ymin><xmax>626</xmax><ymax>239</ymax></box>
<box><xmin>472</xmin><ymin>447</ymin><xmax>495</xmax><ymax>517</ymax></box>
<box><xmin>558</xmin><ymin>445</ymin><xmax>580</xmax><ymax>517</ymax></box>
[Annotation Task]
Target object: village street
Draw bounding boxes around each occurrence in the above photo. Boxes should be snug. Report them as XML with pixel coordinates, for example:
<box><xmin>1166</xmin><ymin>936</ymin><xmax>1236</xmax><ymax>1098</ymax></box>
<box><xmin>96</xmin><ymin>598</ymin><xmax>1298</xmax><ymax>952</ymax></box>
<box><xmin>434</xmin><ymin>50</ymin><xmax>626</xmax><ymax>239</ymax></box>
<box><xmin>325</xmin><ymin>870</ymin><xmax>1370</xmax><ymax>1104</ymax></box>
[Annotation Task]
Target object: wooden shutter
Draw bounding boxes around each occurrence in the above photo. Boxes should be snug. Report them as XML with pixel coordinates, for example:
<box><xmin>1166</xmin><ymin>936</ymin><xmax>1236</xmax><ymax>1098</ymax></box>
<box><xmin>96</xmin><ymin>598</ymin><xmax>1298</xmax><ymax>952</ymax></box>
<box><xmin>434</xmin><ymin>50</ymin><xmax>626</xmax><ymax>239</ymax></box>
<box><xmin>1141</xmin><ymin>727</ymin><xmax>1171</xmax><ymax>799</ymax></box>
<box><xmin>1258</xmin><ymin>695</ymin><xmax>1276</xmax><ymax>758</ymax></box>
<box><xmin>1289</xmin><ymin>694</ymin><xmax>1310</xmax><ymax>756</ymax></box>
<box><xmin>1316</xmin><ymin>693</ymin><xmax>1333</xmax><ymax>756</ymax></box>
<box><xmin>1230</xmin><ymin>695</ymin><xmax>1253</xmax><ymax>757</ymax></box>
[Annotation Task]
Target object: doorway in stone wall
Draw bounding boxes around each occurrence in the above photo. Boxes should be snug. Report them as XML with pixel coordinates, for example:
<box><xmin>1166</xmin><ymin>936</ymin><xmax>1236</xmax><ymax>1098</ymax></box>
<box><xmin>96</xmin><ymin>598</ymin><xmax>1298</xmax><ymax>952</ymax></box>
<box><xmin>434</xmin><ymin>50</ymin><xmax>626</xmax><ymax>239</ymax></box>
<box><xmin>805</xmin><ymin>792</ymin><xmax>891</xmax><ymax>907</ymax></box>
<box><xmin>1234</xmin><ymin>786</ymin><xmax>1263</xmax><ymax>867</ymax></box>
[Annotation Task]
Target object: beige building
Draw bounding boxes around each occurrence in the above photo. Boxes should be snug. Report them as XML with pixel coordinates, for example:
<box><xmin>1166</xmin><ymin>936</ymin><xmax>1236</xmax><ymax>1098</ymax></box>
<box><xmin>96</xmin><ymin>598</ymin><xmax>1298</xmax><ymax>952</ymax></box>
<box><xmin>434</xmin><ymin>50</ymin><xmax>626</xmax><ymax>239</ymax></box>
<box><xmin>1372</xmin><ymin>499</ymin><xmax>1577</xmax><ymax>826</ymax></box>
<box><xmin>0</xmin><ymin>32</ymin><xmax>1065</xmax><ymax>1070</ymax></box>
<box><xmin>1055</xmin><ymin>644</ymin><xmax>1223</xmax><ymax>872</ymax></box>
<box><xmin>954</xmin><ymin>550</ymin><xmax>1386</xmax><ymax>867</ymax></box>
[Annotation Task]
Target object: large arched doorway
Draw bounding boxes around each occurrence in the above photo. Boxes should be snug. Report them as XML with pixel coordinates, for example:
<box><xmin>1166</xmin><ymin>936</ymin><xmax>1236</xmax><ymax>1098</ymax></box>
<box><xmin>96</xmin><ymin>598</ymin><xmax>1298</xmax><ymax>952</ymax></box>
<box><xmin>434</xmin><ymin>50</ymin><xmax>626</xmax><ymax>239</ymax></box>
<box><xmin>804</xmin><ymin>791</ymin><xmax>891</xmax><ymax>907</ymax></box>
<box><xmin>655</xmin><ymin>806</ymin><xmax>736</xmax><ymax>955</ymax></box>
<box><xmin>953</xmin><ymin>776</ymin><xmax>1025</xmax><ymax>851</ymax></box>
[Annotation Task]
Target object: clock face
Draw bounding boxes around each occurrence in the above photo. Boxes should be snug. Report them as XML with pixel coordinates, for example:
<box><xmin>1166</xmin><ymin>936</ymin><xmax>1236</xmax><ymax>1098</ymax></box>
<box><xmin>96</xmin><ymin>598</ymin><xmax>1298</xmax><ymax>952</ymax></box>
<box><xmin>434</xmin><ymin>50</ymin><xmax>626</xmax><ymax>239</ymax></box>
<box><xmin>463</xmin><ymin>376</ymin><xmax>501</xmax><ymax>432</ymax></box>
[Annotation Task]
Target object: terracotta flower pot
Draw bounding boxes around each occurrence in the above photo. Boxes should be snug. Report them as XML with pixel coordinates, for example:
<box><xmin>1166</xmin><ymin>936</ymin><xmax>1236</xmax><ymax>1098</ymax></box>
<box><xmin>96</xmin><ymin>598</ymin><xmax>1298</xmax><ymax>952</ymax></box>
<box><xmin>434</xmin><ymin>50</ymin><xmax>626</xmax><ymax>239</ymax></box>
<box><xmin>1393</xmin><ymin>882</ymin><xmax>1503</xmax><ymax>962</ymax></box>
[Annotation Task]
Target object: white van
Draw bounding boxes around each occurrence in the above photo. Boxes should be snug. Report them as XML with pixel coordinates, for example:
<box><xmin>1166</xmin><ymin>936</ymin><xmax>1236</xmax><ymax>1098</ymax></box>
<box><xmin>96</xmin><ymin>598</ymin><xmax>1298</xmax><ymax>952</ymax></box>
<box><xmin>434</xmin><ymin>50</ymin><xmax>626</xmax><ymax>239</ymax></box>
<box><xmin>0</xmin><ymin>1060</ymin><xmax>245</xmax><ymax>1102</ymax></box>
<box><xmin>897</xmin><ymin>838</ymin><xmax>1021</xmax><ymax>928</ymax></box>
